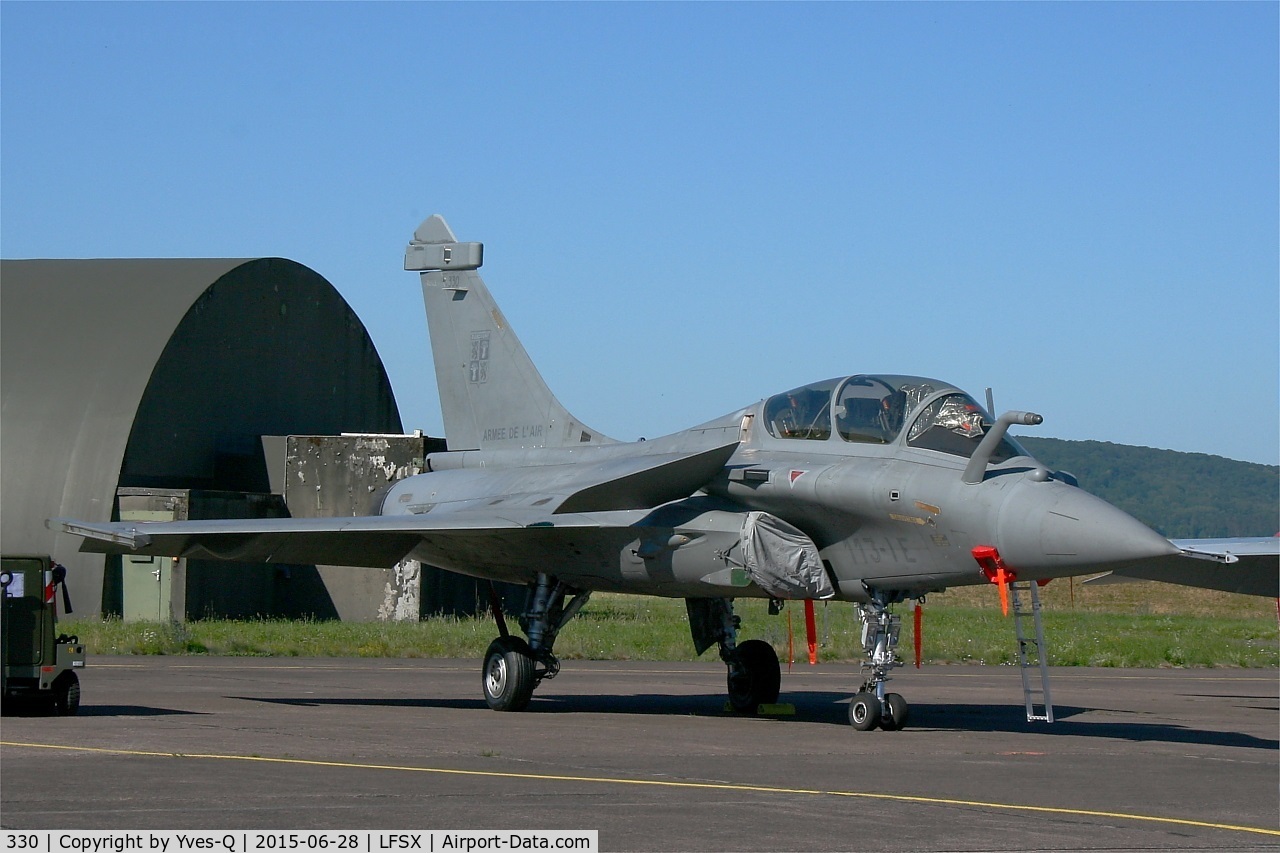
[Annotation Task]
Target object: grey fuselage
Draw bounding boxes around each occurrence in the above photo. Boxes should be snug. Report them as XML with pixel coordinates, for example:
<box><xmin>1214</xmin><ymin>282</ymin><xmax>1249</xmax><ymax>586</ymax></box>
<box><xmin>377</xmin><ymin>374</ymin><xmax>1176</xmax><ymax>602</ymax></box>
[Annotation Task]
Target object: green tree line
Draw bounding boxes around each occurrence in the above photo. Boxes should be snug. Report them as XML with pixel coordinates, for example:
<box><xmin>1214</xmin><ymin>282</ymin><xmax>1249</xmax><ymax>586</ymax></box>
<box><xmin>1020</xmin><ymin>437</ymin><xmax>1278</xmax><ymax>539</ymax></box>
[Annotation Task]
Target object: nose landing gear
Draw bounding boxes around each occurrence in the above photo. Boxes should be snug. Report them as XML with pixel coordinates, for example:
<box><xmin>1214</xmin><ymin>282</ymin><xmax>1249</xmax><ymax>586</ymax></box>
<box><xmin>851</xmin><ymin>591</ymin><xmax>912</xmax><ymax>731</ymax></box>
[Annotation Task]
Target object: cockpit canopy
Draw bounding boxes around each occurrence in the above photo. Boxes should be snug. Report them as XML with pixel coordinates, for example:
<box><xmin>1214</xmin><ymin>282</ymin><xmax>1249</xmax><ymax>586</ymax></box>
<box><xmin>762</xmin><ymin>375</ymin><xmax>1027</xmax><ymax>464</ymax></box>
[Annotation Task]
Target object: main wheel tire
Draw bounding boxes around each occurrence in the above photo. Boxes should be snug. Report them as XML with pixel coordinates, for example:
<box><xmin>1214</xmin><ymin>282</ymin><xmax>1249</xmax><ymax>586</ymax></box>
<box><xmin>849</xmin><ymin>691</ymin><xmax>882</xmax><ymax>730</ymax></box>
<box><xmin>482</xmin><ymin>636</ymin><xmax>536</xmax><ymax>712</ymax></box>
<box><xmin>52</xmin><ymin>672</ymin><xmax>80</xmax><ymax>716</ymax></box>
<box><xmin>878</xmin><ymin>692</ymin><xmax>908</xmax><ymax>731</ymax></box>
<box><xmin>727</xmin><ymin>639</ymin><xmax>781</xmax><ymax>713</ymax></box>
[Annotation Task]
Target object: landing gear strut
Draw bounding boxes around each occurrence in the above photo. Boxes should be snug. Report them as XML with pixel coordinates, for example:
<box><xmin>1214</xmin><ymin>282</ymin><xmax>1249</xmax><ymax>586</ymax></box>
<box><xmin>481</xmin><ymin>574</ymin><xmax>591</xmax><ymax>711</ymax></box>
<box><xmin>851</xmin><ymin>591</ymin><xmax>911</xmax><ymax>731</ymax></box>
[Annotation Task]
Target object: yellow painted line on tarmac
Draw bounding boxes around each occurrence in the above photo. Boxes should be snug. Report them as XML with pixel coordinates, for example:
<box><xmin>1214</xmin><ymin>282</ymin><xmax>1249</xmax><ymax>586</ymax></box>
<box><xmin>4</xmin><ymin>740</ymin><xmax>1277</xmax><ymax>838</ymax></box>
<box><xmin>90</xmin><ymin>660</ymin><xmax>450</xmax><ymax>666</ymax></box>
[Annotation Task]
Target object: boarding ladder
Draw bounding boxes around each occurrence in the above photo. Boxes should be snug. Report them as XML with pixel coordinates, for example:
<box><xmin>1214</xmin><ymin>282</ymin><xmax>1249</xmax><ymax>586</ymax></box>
<box><xmin>1009</xmin><ymin>580</ymin><xmax>1054</xmax><ymax>723</ymax></box>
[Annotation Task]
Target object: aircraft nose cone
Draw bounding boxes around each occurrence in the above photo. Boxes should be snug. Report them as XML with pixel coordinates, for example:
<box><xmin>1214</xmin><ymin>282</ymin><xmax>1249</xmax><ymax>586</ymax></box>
<box><xmin>997</xmin><ymin>479</ymin><xmax>1180</xmax><ymax>577</ymax></box>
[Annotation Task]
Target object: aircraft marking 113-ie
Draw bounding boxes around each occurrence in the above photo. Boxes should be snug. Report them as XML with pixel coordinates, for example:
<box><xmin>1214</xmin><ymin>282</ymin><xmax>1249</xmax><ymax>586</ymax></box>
<box><xmin>55</xmin><ymin>215</ymin><xmax>1279</xmax><ymax>730</ymax></box>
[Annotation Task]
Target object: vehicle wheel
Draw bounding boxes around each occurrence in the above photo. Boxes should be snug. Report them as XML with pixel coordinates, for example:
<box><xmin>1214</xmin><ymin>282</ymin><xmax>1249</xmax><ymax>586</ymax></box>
<box><xmin>878</xmin><ymin>692</ymin><xmax>908</xmax><ymax>731</ymax></box>
<box><xmin>849</xmin><ymin>691</ymin><xmax>882</xmax><ymax>730</ymax></box>
<box><xmin>52</xmin><ymin>672</ymin><xmax>80</xmax><ymax>716</ymax></box>
<box><xmin>482</xmin><ymin>636</ymin><xmax>536</xmax><ymax>712</ymax></box>
<box><xmin>727</xmin><ymin>639</ymin><xmax>781</xmax><ymax>713</ymax></box>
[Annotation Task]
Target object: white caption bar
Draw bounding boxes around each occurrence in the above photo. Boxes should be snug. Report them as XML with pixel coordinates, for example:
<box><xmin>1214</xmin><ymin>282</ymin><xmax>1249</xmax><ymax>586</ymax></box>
<box><xmin>2</xmin><ymin>832</ymin><xmax>598</xmax><ymax>853</ymax></box>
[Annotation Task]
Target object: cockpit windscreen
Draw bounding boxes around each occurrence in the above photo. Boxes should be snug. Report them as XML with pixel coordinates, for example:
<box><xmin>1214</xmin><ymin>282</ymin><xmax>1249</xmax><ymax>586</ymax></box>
<box><xmin>764</xmin><ymin>375</ymin><xmax>1028</xmax><ymax>463</ymax></box>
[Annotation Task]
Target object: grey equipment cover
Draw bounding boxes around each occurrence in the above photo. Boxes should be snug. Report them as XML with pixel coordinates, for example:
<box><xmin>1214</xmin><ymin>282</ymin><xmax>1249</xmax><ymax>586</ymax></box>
<box><xmin>741</xmin><ymin>512</ymin><xmax>834</xmax><ymax>600</ymax></box>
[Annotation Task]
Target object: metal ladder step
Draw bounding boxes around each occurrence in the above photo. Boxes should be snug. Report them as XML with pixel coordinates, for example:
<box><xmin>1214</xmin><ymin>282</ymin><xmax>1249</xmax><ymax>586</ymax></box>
<box><xmin>1009</xmin><ymin>580</ymin><xmax>1054</xmax><ymax>723</ymax></box>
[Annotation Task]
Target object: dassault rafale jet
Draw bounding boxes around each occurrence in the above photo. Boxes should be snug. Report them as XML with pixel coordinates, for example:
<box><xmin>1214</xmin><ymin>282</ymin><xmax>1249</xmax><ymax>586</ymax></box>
<box><xmin>54</xmin><ymin>215</ymin><xmax>1279</xmax><ymax>730</ymax></box>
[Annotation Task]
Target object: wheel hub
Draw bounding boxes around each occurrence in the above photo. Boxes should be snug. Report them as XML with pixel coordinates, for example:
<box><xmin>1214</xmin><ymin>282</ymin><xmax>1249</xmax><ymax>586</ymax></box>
<box><xmin>485</xmin><ymin>655</ymin><xmax>507</xmax><ymax>697</ymax></box>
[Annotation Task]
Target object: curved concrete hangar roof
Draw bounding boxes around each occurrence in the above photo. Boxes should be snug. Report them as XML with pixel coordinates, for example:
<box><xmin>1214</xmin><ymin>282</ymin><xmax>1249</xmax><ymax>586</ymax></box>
<box><xmin>1</xmin><ymin>258</ymin><xmax>401</xmax><ymax>566</ymax></box>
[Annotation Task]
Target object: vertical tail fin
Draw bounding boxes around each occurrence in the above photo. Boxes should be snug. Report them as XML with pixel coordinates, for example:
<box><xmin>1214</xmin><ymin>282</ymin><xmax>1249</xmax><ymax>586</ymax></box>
<box><xmin>405</xmin><ymin>215</ymin><xmax>614</xmax><ymax>451</ymax></box>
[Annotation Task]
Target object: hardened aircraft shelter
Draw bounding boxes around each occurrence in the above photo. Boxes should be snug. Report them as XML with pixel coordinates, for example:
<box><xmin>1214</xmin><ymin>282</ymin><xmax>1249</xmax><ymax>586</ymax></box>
<box><xmin>0</xmin><ymin>257</ymin><xmax>482</xmax><ymax>620</ymax></box>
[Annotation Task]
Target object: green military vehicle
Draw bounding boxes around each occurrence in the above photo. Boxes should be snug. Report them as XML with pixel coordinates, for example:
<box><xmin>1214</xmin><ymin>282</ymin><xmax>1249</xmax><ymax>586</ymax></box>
<box><xmin>1</xmin><ymin>555</ymin><xmax>85</xmax><ymax>714</ymax></box>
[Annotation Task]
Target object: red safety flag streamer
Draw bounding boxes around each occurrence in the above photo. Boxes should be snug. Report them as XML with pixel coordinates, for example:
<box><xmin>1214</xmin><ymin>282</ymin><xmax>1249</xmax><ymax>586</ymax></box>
<box><xmin>804</xmin><ymin>599</ymin><xmax>818</xmax><ymax>665</ymax></box>
<box><xmin>913</xmin><ymin>603</ymin><xmax>923</xmax><ymax>669</ymax></box>
<box><xmin>972</xmin><ymin>545</ymin><xmax>1015</xmax><ymax>617</ymax></box>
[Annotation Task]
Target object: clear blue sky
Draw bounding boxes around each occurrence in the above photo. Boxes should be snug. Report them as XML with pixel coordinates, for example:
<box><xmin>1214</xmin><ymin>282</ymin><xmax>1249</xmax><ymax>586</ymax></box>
<box><xmin>4</xmin><ymin>2</ymin><xmax>1277</xmax><ymax>465</ymax></box>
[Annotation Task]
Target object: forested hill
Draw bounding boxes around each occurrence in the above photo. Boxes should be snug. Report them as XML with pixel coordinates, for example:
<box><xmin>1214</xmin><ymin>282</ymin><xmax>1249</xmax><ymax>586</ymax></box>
<box><xmin>1019</xmin><ymin>437</ymin><xmax>1279</xmax><ymax>539</ymax></box>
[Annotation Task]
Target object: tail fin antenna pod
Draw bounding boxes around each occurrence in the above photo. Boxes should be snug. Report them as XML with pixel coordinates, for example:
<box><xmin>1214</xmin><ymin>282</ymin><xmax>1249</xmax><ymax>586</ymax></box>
<box><xmin>406</xmin><ymin>215</ymin><xmax>614</xmax><ymax>451</ymax></box>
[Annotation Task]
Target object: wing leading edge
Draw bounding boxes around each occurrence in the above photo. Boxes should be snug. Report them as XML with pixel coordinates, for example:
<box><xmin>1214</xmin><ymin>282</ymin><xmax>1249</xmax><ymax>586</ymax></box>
<box><xmin>50</xmin><ymin>441</ymin><xmax>741</xmax><ymax>571</ymax></box>
<box><xmin>51</xmin><ymin>513</ymin><xmax>569</xmax><ymax>569</ymax></box>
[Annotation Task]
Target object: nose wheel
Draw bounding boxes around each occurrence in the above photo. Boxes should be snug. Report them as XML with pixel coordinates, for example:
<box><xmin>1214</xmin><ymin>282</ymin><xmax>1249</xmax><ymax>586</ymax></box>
<box><xmin>849</xmin><ymin>690</ymin><xmax>908</xmax><ymax>730</ymax></box>
<box><xmin>848</xmin><ymin>691</ymin><xmax>881</xmax><ymax>730</ymax></box>
<box><xmin>879</xmin><ymin>692</ymin><xmax>909</xmax><ymax>730</ymax></box>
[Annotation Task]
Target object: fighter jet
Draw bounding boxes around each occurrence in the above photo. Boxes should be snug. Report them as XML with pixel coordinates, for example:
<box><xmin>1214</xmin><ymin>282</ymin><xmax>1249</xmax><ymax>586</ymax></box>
<box><xmin>54</xmin><ymin>215</ymin><xmax>1279</xmax><ymax>730</ymax></box>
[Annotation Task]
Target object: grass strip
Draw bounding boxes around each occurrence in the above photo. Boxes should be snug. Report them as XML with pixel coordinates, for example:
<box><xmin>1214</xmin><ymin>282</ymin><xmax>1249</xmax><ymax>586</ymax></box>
<box><xmin>60</xmin><ymin>586</ymin><xmax>1277</xmax><ymax>668</ymax></box>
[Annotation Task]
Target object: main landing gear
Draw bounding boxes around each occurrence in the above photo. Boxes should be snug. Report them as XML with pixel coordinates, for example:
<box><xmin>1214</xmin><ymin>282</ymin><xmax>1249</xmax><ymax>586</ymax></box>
<box><xmin>686</xmin><ymin>597</ymin><xmax>781</xmax><ymax>713</ymax></box>
<box><xmin>481</xmin><ymin>583</ymin><xmax>784</xmax><ymax>715</ymax></box>
<box><xmin>849</xmin><ymin>590</ymin><xmax>911</xmax><ymax>731</ymax></box>
<box><xmin>482</xmin><ymin>574</ymin><xmax>591</xmax><ymax>711</ymax></box>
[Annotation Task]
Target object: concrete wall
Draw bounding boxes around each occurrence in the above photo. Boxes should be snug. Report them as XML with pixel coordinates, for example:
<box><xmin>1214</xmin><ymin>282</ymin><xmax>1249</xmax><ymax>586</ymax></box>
<box><xmin>280</xmin><ymin>434</ymin><xmax>519</xmax><ymax>621</ymax></box>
